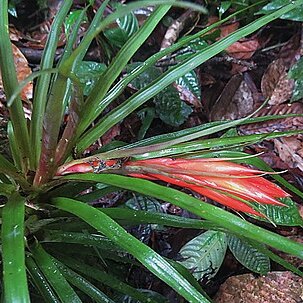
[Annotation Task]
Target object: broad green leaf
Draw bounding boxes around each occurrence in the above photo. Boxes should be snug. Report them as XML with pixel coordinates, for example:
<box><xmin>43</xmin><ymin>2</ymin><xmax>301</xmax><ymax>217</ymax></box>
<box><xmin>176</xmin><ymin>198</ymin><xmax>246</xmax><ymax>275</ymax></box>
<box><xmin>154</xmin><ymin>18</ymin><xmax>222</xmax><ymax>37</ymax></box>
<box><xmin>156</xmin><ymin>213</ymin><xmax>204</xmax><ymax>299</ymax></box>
<box><xmin>288</xmin><ymin>57</ymin><xmax>303</xmax><ymax>101</ymax></box>
<box><xmin>252</xmin><ymin>197</ymin><xmax>303</xmax><ymax>226</ymax></box>
<box><xmin>259</xmin><ymin>0</ymin><xmax>303</xmax><ymax>21</ymax></box>
<box><xmin>155</xmin><ymin>85</ymin><xmax>193</xmax><ymax>126</ymax></box>
<box><xmin>74</xmin><ymin>61</ymin><xmax>107</xmax><ymax>95</ymax></box>
<box><xmin>104</xmin><ymin>9</ymin><xmax>139</xmax><ymax>49</ymax></box>
<box><xmin>175</xmin><ymin>37</ymin><xmax>209</xmax><ymax>62</ymax></box>
<box><xmin>291</xmin><ymin>79</ymin><xmax>303</xmax><ymax>102</ymax></box>
<box><xmin>64</xmin><ymin>10</ymin><xmax>87</xmax><ymax>37</ymax></box>
<box><xmin>179</xmin><ymin>230</ymin><xmax>227</xmax><ymax>280</ymax></box>
<box><xmin>126</xmin><ymin>63</ymin><xmax>192</xmax><ymax>126</ymax></box>
<box><xmin>176</xmin><ymin>70</ymin><xmax>201</xmax><ymax>100</ymax></box>
<box><xmin>137</xmin><ymin>107</ymin><xmax>155</xmax><ymax>140</ymax></box>
<box><xmin>125</xmin><ymin>195</ymin><xmax>162</xmax><ymax>212</ymax></box>
<box><xmin>218</xmin><ymin>1</ymin><xmax>232</xmax><ymax>19</ymax></box>
<box><xmin>228</xmin><ymin>235</ymin><xmax>270</xmax><ymax>275</ymax></box>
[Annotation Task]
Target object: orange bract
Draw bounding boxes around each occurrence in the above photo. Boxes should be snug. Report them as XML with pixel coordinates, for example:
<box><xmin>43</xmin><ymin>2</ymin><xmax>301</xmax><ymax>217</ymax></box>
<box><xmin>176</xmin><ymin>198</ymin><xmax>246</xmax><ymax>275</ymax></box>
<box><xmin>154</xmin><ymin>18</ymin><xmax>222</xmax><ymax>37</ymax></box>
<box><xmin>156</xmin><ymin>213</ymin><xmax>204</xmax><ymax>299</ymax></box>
<box><xmin>57</xmin><ymin>157</ymin><xmax>289</xmax><ymax>216</ymax></box>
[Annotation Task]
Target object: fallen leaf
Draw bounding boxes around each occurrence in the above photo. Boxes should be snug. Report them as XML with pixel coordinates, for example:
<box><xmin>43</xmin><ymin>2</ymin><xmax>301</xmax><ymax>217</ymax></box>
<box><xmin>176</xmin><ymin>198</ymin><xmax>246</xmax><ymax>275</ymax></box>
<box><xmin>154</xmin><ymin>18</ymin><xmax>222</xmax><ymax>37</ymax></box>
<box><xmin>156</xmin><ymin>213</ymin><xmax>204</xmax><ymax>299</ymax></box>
<box><xmin>219</xmin><ymin>22</ymin><xmax>260</xmax><ymax>59</ymax></box>
<box><xmin>261</xmin><ymin>58</ymin><xmax>295</xmax><ymax>105</ymax></box>
<box><xmin>274</xmin><ymin>136</ymin><xmax>303</xmax><ymax>171</ymax></box>
<box><xmin>239</xmin><ymin>103</ymin><xmax>303</xmax><ymax>134</ymax></box>
<box><xmin>210</xmin><ymin>74</ymin><xmax>255</xmax><ymax>121</ymax></box>
<box><xmin>0</xmin><ymin>43</ymin><xmax>32</xmax><ymax>101</ymax></box>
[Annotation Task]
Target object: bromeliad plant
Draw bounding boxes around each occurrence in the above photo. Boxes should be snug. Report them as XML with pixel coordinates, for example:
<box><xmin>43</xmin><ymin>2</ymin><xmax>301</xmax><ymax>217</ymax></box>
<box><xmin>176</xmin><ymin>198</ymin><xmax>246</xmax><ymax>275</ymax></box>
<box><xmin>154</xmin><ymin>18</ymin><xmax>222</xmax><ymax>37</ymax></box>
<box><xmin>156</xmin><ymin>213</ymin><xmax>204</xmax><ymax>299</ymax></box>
<box><xmin>1</xmin><ymin>0</ymin><xmax>303</xmax><ymax>302</ymax></box>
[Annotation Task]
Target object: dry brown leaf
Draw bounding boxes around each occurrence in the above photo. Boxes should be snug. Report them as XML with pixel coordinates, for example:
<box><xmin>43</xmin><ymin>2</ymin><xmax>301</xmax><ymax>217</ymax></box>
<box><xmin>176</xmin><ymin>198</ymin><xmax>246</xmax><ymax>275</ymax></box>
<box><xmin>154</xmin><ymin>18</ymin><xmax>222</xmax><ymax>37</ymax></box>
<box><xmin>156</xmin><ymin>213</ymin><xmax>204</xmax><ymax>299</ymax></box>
<box><xmin>261</xmin><ymin>58</ymin><xmax>294</xmax><ymax>105</ymax></box>
<box><xmin>0</xmin><ymin>43</ymin><xmax>32</xmax><ymax>101</ymax></box>
<box><xmin>239</xmin><ymin>103</ymin><xmax>303</xmax><ymax>135</ymax></box>
<box><xmin>173</xmin><ymin>83</ymin><xmax>202</xmax><ymax>109</ymax></box>
<box><xmin>219</xmin><ymin>22</ymin><xmax>260</xmax><ymax>59</ymax></box>
<box><xmin>210</xmin><ymin>74</ymin><xmax>255</xmax><ymax>121</ymax></box>
<box><xmin>214</xmin><ymin>272</ymin><xmax>303</xmax><ymax>303</ymax></box>
<box><xmin>101</xmin><ymin>124</ymin><xmax>121</xmax><ymax>146</ymax></box>
<box><xmin>274</xmin><ymin>136</ymin><xmax>303</xmax><ymax>171</ymax></box>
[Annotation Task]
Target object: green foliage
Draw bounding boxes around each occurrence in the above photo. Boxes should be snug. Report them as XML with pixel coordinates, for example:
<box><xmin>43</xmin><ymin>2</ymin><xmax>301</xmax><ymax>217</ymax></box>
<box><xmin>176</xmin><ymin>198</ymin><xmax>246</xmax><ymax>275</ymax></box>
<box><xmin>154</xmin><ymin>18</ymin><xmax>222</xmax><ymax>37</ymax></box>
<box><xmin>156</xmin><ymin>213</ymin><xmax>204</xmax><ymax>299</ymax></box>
<box><xmin>74</xmin><ymin>61</ymin><xmax>107</xmax><ymax>95</ymax></box>
<box><xmin>288</xmin><ymin>57</ymin><xmax>303</xmax><ymax>101</ymax></box>
<box><xmin>259</xmin><ymin>0</ymin><xmax>303</xmax><ymax>21</ymax></box>
<box><xmin>227</xmin><ymin>235</ymin><xmax>270</xmax><ymax>275</ymax></box>
<box><xmin>104</xmin><ymin>7</ymin><xmax>139</xmax><ymax>49</ymax></box>
<box><xmin>1</xmin><ymin>0</ymin><xmax>303</xmax><ymax>302</ymax></box>
<box><xmin>252</xmin><ymin>197</ymin><xmax>303</xmax><ymax>226</ymax></box>
<box><xmin>179</xmin><ymin>231</ymin><xmax>227</xmax><ymax>280</ymax></box>
<box><xmin>126</xmin><ymin>63</ymin><xmax>193</xmax><ymax>126</ymax></box>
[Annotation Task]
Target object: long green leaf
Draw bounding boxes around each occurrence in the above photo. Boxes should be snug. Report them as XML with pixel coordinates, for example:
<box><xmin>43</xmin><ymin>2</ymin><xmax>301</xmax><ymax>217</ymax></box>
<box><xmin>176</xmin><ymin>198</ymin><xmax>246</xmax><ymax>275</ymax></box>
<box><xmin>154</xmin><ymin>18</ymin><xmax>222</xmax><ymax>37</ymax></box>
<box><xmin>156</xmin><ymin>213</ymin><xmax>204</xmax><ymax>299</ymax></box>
<box><xmin>54</xmin><ymin>259</ymin><xmax>116</xmax><ymax>303</ymax></box>
<box><xmin>26</xmin><ymin>256</ymin><xmax>60</xmax><ymax>303</ymax></box>
<box><xmin>62</xmin><ymin>4</ymin><xmax>174</xmax><ymax>162</ymax></box>
<box><xmin>75</xmin><ymin>1</ymin><xmax>266</xmax><ymax>154</ymax></box>
<box><xmin>76</xmin><ymin>1</ymin><xmax>303</xmax><ymax>153</ymax></box>
<box><xmin>30</xmin><ymin>0</ymin><xmax>73</xmax><ymax>167</ymax></box>
<box><xmin>130</xmin><ymin>129</ymin><xmax>303</xmax><ymax>160</ymax></box>
<box><xmin>51</xmin><ymin>197</ymin><xmax>211</xmax><ymax>303</ymax></box>
<box><xmin>100</xmin><ymin>208</ymin><xmax>220</xmax><ymax>230</ymax></box>
<box><xmin>0</xmin><ymin>0</ymin><xmax>31</xmax><ymax>171</ymax></box>
<box><xmin>2</xmin><ymin>193</ymin><xmax>29</xmax><ymax>303</ymax></box>
<box><xmin>62</xmin><ymin>173</ymin><xmax>303</xmax><ymax>259</ymax></box>
<box><xmin>56</xmin><ymin>256</ymin><xmax>163</xmax><ymax>303</ymax></box>
<box><xmin>30</xmin><ymin>242</ymin><xmax>82</xmax><ymax>303</ymax></box>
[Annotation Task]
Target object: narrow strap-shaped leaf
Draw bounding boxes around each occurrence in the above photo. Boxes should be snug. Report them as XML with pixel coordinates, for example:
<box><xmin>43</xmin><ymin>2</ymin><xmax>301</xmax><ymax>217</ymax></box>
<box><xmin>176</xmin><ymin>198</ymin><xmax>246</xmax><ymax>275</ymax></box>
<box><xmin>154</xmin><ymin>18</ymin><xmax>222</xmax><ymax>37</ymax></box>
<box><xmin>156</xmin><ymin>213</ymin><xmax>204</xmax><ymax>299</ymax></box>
<box><xmin>130</xmin><ymin>129</ymin><xmax>303</xmax><ymax>160</ymax></box>
<box><xmin>59</xmin><ymin>256</ymin><xmax>181</xmax><ymax>303</ymax></box>
<box><xmin>61</xmin><ymin>174</ymin><xmax>303</xmax><ymax>259</ymax></box>
<box><xmin>66</xmin><ymin>4</ymin><xmax>173</xmax><ymax>157</ymax></box>
<box><xmin>51</xmin><ymin>197</ymin><xmax>211</xmax><ymax>303</ymax></box>
<box><xmin>30</xmin><ymin>242</ymin><xmax>82</xmax><ymax>303</ymax></box>
<box><xmin>26</xmin><ymin>256</ymin><xmax>60</xmax><ymax>303</ymax></box>
<box><xmin>61</xmin><ymin>1</ymin><xmax>207</xmax><ymax>71</ymax></box>
<box><xmin>99</xmin><ymin>208</ymin><xmax>220</xmax><ymax>229</ymax></box>
<box><xmin>7</xmin><ymin>121</ymin><xmax>21</xmax><ymax>170</ymax></box>
<box><xmin>54</xmin><ymin>259</ymin><xmax>117</xmax><ymax>303</ymax></box>
<box><xmin>30</xmin><ymin>0</ymin><xmax>73</xmax><ymax>167</ymax></box>
<box><xmin>2</xmin><ymin>193</ymin><xmax>29</xmax><ymax>303</ymax></box>
<box><xmin>76</xmin><ymin>1</ymin><xmax>303</xmax><ymax>153</ymax></box>
<box><xmin>0</xmin><ymin>183</ymin><xmax>15</xmax><ymax>197</ymax></box>
<box><xmin>0</xmin><ymin>0</ymin><xmax>31</xmax><ymax>171</ymax></box>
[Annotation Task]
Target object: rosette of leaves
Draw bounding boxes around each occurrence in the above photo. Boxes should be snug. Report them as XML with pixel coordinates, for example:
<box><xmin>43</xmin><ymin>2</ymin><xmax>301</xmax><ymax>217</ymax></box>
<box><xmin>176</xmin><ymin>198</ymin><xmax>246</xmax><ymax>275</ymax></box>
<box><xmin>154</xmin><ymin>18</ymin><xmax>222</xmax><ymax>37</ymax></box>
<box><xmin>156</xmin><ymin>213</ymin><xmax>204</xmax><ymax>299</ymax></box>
<box><xmin>1</xmin><ymin>1</ymin><xmax>303</xmax><ymax>302</ymax></box>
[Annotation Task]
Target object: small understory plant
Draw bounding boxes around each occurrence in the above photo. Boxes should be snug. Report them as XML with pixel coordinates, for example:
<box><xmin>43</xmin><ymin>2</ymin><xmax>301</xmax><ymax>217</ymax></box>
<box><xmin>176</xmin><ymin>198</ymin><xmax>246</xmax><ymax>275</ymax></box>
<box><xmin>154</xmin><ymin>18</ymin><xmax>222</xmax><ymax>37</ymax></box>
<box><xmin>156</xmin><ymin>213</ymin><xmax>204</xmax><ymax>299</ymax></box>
<box><xmin>1</xmin><ymin>0</ymin><xmax>303</xmax><ymax>302</ymax></box>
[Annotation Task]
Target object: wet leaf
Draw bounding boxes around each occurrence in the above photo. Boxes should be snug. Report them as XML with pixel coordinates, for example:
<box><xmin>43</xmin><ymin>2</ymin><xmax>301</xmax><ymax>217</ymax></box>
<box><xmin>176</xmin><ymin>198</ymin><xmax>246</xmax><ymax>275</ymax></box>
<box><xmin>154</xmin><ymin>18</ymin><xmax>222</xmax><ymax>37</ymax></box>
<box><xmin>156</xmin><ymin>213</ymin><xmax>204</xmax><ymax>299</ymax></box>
<box><xmin>228</xmin><ymin>235</ymin><xmax>270</xmax><ymax>275</ymax></box>
<box><xmin>104</xmin><ymin>10</ymin><xmax>139</xmax><ymax>49</ymax></box>
<box><xmin>259</xmin><ymin>0</ymin><xmax>303</xmax><ymax>21</ymax></box>
<box><xmin>252</xmin><ymin>197</ymin><xmax>303</xmax><ymax>226</ymax></box>
<box><xmin>179</xmin><ymin>231</ymin><xmax>227</xmax><ymax>281</ymax></box>
<box><xmin>219</xmin><ymin>22</ymin><xmax>260</xmax><ymax>59</ymax></box>
<box><xmin>239</xmin><ymin>103</ymin><xmax>303</xmax><ymax>134</ymax></box>
<box><xmin>210</xmin><ymin>74</ymin><xmax>254</xmax><ymax>121</ymax></box>
<box><xmin>74</xmin><ymin>61</ymin><xmax>107</xmax><ymax>95</ymax></box>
